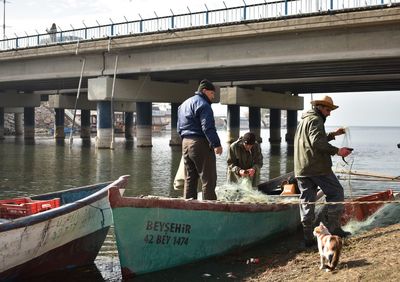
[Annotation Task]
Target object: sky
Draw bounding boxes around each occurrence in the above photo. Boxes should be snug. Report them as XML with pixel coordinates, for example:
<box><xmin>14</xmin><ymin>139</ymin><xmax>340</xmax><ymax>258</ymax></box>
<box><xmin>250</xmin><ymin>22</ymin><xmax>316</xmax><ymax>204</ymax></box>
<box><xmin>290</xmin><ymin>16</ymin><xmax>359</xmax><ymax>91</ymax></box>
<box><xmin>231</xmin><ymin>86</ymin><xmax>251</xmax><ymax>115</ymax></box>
<box><xmin>298</xmin><ymin>92</ymin><xmax>399</xmax><ymax>127</ymax></box>
<box><xmin>3</xmin><ymin>0</ymin><xmax>250</xmax><ymax>36</ymax></box>
<box><xmin>2</xmin><ymin>0</ymin><xmax>400</xmax><ymax>127</ymax></box>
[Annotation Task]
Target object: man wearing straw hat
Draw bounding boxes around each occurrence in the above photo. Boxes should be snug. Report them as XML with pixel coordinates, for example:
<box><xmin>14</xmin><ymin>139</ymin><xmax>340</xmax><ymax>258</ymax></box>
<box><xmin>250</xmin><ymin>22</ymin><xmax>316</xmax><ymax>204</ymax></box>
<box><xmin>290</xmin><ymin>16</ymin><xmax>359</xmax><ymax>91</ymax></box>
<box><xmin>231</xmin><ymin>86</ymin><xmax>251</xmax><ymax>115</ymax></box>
<box><xmin>294</xmin><ymin>95</ymin><xmax>353</xmax><ymax>247</ymax></box>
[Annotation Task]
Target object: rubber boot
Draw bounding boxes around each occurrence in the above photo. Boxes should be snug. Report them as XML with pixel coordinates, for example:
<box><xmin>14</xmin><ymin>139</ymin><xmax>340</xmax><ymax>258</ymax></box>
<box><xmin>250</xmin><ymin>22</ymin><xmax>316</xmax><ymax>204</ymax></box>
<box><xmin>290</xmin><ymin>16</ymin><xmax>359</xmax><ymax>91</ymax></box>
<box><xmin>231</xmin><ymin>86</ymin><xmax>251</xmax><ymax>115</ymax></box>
<box><xmin>302</xmin><ymin>223</ymin><xmax>316</xmax><ymax>247</ymax></box>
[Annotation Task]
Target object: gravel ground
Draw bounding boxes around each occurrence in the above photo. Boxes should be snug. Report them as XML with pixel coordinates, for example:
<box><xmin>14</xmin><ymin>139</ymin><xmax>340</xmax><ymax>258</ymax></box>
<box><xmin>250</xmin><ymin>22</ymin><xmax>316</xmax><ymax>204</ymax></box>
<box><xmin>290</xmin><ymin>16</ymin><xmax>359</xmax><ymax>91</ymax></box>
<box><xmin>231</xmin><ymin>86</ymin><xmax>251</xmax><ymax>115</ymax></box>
<box><xmin>244</xmin><ymin>223</ymin><xmax>400</xmax><ymax>282</ymax></box>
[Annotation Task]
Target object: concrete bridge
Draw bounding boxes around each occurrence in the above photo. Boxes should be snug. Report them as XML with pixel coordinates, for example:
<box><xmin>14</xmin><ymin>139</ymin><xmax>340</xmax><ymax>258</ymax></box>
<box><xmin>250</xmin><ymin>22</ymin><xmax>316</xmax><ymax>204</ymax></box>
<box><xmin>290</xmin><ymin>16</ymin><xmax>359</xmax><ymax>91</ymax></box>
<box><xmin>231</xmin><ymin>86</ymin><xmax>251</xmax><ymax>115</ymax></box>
<box><xmin>0</xmin><ymin>3</ymin><xmax>399</xmax><ymax>147</ymax></box>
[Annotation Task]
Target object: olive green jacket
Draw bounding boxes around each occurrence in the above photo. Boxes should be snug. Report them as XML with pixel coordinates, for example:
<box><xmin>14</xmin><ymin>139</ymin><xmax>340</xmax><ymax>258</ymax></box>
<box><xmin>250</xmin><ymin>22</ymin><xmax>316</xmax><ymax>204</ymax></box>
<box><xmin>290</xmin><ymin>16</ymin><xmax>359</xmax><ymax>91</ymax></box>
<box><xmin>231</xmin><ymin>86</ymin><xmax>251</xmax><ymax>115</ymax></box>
<box><xmin>294</xmin><ymin>109</ymin><xmax>339</xmax><ymax>177</ymax></box>
<box><xmin>227</xmin><ymin>137</ymin><xmax>263</xmax><ymax>187</ymax></box>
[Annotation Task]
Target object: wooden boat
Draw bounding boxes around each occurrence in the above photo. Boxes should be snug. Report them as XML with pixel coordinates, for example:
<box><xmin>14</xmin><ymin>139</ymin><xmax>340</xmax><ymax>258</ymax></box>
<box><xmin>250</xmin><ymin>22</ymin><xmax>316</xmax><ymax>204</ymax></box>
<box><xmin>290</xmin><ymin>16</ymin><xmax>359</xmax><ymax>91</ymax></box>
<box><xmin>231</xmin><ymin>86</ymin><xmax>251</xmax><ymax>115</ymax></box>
<box><xmin>0</xmin><ymin>175</ymin><xmax>128</xmax><ymax>281</ymax></box>
<box><xmin>341</xmin><ymin>189</ymin><xmax>395</xmax><ymax>225</ymax></box>
<box><xmin>258</xmin><ymin>172</ymin><xmax>295</xmax><ymax>195</ymax></box>
<box><xmin>109</xmin><ymin>176</ymin><xmax>300</xmax><ymax>279</ymax></box>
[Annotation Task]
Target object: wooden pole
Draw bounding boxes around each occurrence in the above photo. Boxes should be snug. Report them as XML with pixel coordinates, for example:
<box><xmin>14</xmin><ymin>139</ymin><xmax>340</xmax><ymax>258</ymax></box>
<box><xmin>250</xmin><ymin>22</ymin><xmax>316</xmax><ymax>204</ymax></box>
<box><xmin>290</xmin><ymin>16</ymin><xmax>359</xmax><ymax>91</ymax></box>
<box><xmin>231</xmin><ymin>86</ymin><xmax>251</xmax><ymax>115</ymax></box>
<box><xmin>335</xmin><ymin>169</ymin><xmax>400</xmax><ymax>181</ymax></box>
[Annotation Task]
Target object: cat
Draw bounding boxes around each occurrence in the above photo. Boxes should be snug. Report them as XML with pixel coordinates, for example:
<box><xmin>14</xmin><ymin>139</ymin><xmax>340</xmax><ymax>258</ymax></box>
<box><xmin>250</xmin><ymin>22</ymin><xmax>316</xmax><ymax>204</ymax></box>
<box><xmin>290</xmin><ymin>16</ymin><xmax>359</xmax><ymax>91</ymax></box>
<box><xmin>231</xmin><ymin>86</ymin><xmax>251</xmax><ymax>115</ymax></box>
<box><xmin>313</xmin><ymin>222</ymin><xmax>342</xmax><ymax>272</ymax></box>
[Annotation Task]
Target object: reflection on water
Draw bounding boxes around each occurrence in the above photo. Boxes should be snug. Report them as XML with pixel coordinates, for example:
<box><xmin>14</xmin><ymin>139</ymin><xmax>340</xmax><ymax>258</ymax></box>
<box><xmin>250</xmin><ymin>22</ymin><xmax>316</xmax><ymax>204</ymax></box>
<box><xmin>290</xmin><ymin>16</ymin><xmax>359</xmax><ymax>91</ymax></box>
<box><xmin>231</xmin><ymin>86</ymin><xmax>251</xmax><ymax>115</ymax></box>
<box><xmin>0</xmin><ymin>130</ymin><xmax>295</xmax><ymax>199</ymax></box>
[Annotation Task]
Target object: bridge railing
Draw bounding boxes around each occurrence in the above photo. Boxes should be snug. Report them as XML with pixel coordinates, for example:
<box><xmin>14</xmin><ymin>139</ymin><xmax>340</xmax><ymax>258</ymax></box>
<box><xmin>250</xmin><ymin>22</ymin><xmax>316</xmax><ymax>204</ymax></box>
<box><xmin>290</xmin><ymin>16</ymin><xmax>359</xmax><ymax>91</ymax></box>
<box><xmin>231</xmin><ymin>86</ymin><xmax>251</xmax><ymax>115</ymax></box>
<box><xmin>0</xmin><ymin>0</ymin><xmax>398</xmax><ymax>51</ymax></box>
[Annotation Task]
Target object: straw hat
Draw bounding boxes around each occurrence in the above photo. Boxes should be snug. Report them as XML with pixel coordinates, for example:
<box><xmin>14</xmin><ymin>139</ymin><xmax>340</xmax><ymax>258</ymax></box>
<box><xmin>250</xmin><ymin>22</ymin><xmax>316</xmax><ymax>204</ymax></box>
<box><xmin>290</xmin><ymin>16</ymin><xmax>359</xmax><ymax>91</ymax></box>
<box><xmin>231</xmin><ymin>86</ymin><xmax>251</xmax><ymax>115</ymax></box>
<box><xmin>310</xmin><ymin>95</ymin><xmax>338</xmax><ymax>110</ymax></box>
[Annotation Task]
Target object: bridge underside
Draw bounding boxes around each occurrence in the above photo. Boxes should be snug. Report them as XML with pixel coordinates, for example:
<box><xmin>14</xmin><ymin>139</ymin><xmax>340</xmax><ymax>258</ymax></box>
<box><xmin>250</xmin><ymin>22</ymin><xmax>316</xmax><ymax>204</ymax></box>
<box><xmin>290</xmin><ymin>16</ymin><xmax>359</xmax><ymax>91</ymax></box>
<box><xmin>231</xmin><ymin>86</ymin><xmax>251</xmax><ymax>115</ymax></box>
<box><xmin>1</xmin><ymin>57</ymin><xmax>400</xmax><ymax>94</ymax></box>
<box><xmin>147</xmin><ymin>57</ymin><xmax>400</xmax><ymax>93</ymax></box>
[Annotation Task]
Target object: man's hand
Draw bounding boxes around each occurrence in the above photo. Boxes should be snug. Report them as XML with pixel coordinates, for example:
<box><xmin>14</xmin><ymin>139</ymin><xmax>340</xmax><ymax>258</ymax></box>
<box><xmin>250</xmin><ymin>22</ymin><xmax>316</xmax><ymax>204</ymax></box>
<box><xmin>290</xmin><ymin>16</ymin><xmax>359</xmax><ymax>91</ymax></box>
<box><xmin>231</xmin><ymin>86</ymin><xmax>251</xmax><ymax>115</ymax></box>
<box><xmin>334</xmin><ymin>128</ymin><xmax>346</xmax><ymax>136</ymax></box>
<box><xmin>214</xmin><ymin>146</ymin><xmax>223</xmax><ymax>156</ymax></box>
<box><xmin>247</xmin><ymin>168</ymin><xmax>256</xmax><ymax>177</ymax></box>
<box><xmin>337</xmin><ymin>147</ymin><xmax>353</xmax><ymax>157</ymax></box>
<box><xmin>239</xmin><ymin>168</ymin><xmax>255</xmax><ymax>177</ymax></box>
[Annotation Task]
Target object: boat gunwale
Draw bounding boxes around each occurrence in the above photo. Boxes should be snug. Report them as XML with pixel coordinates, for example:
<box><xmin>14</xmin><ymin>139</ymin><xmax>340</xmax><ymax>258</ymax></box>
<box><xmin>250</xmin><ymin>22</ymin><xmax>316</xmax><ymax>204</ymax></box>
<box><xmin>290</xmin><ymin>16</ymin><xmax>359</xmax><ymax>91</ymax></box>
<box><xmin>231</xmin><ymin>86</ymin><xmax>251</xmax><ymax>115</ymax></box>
<box><xmin>0</xmin><ymin>176</ymin><xmax>128</xmax><ymax>232</ymax></box>
<box><xmin>109</xmin><ymin>189</ymin><xmax>298</xmax><ymax>213</ymax></box>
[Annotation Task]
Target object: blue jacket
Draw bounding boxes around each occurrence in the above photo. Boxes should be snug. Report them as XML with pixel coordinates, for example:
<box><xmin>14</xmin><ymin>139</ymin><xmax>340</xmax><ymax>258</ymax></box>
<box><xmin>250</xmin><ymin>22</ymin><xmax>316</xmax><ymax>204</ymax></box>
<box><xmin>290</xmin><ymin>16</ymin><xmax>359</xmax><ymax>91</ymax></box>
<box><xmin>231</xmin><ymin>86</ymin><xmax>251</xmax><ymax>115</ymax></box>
<box><xmin>178</xmin><ymin>92</ymin><xmax>221</xmax><ymax>148</ymax></box>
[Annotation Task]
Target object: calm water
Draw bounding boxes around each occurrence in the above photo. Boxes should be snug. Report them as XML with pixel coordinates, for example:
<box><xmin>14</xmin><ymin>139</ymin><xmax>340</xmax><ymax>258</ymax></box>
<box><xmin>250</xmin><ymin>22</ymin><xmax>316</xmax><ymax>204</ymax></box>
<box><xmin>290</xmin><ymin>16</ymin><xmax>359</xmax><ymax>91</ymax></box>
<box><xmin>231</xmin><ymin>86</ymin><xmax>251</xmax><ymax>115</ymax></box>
<box><xmin>1</xmin><ymin>127</ymin><xmax>399</xmax><ymax>198</ymax></box>
<box><xmin>0</xmin><ymin>129</ymin><xmax>295</xmax><ymax>199</ymax></box>
<box><xmin>1</xmin><ymin>126</ymin><xmax>400</xmax><ymax>281</ymax></box>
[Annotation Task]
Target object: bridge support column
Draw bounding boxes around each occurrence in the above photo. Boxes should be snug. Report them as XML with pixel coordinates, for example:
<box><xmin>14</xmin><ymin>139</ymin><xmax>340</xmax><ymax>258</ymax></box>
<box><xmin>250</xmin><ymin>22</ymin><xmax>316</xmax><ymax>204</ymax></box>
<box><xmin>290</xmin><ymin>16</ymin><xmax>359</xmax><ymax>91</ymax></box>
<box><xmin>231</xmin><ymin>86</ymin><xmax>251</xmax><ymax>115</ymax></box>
<box><xmin>54</xmin><ymin>108</ymin><xmax>65</xmax><ymax>140</ymax></box>
<box><xmin>124</xmin><ymin>112</ymin><xmax>134</xmax><ymax>141</ymax></box>
<box><xmin>0</xmin><ymin>108</ymin><xmax>4</xmax><ymax>139</ymax></box>
<box><xmin>80</xmin><ymin>109</ymin><xmax>91</xmax><ymax>139</ymax></box>
<box><xmin>14</xmin><ymin>113</ymin><xmax>23</xmax><ymax>136</ymax></box>
<box><xmin>285</xmin><ymin>110</ymin><xmax>297</xmax><ymax>145</ymax></box>
<box><xmin>269</xmin><ymin>144</ymin><xmax>282</xmax><ymax>179</ymax></box>
<box><xmin>24</xmin><ymin>107</ymin><xmax>35</xmax><ymax>139</ymax></box>
<box><xmin>169</xmin><ymin>103</ymin><xmax>181</xmax><ymax>146</ymax></box>
<box><xmin>269</xmin><ymin>109</ymin><xmax>281</xmax><ymax>144</ymax></box>
<box><xmin>136</xmin><ymin>102</ymin><xmax>152</xmax><ymax>147</ymax></box>
<box><xmin>286</xmin><ymin>144</ymin><xmax>294</xmax><ymax>172</ymax></box>
<box><xmin>249</xmin><ymin>106</ymin><xmax>262</xmax><ymax>143</ymax></box>
<box><xmin>96</xmin><ymin>101</ymin><xmax>113</xmax><ymax>149</ymax></box>
<box><xmin>227</xmin><ymin>105</ymin><xmax>240</xmax><ymax>143</ymax></box>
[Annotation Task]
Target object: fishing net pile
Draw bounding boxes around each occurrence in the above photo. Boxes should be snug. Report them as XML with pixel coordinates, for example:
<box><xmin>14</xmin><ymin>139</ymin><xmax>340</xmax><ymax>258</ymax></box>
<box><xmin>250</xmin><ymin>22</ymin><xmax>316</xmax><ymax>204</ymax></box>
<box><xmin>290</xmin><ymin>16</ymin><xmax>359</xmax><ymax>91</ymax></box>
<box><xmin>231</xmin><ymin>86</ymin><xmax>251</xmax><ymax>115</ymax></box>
<box><xmin>215</xmin><ymin>178</ymin><xmax>297</xmax><ymax>204</ymax></box>
<box><xmin>344</xmin><ymin>195</ymin><xmax>400</xmax><ymax>235</ymax></box>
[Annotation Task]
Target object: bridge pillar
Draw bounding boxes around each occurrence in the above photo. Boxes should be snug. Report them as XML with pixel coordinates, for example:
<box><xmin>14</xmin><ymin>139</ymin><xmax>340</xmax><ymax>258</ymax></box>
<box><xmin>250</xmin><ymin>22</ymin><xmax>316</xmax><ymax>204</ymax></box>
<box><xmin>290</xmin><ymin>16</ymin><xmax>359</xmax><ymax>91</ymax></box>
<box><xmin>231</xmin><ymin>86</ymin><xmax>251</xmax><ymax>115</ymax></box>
<box><xmin>124</xmin><ymin>112</ymin><xmax>134</xmax><ymax>141</ymax></box>
<box><xmin>249</xmin><ymin>106</ymin><xmax>262</xmax><ymax>143</ymax></box>
<box><xmin>0</xmin><ymin>108</ymin><xmax>4</xmax><ymax>139</ymax></box>
<box><xmin>80</xmin><ymin>109</ymin><xmax>91</xmax><ymax>139</ymax></box>
<box><xmin>136</xmin><ymin>102</ymin><xmax>152</xmax><ymax>147</ymax></box>
<box><xmin>227</xmin><ymin>105</ymin><xmax>240</xmax><ymax>143</ymax></box>
<box><xmin>269</xmin><ymin>109</ymin><xmax>281</xmax><ymax>144</ymax></box>
<box><xmin>269</xmin><ymin>144</ymin><xmax>282</xmax><ymax>179</ymax></box>
<box><xmin>24</xmin><ymin>107</ymin><xmax>35</xmax><ymax>139</ymax></box>
<box><xmin>96</xmin><ymin>101</ymin><xmax>113</xmax><ymax>149</ymax></box>
<box><xmin>169</xmin><ymin>103</ymin><xmax>181</xmax><ymax>146</ymax></box>
<box><xmin>286</xmin><ymin>144</ymin><xmax>294</xmax><ymax>172</ymax></box>
<box><xmin>54</xmin><ymin>108</ymin><xmax>65</xmax><ymax>140</ymax></box>
<box><xmin>285</xmin><ymin>110</ymin><xmax>297</xmax><ymax>145</ymax></box>
<box><xmin>14</xmin><ymin>113</ymin><xmax>23</xmax><ymax>136</ymax></box>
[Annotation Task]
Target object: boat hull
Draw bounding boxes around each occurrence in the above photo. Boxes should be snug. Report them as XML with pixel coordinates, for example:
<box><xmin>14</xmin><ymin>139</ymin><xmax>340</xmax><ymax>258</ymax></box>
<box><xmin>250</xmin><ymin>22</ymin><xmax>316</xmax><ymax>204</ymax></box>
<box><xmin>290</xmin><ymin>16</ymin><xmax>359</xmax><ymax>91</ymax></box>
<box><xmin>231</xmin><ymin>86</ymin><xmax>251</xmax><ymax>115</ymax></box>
<box><xmin>109</xmin><ymin>187</ymin><xmax>300</xmax><ymax>278</ymax></box>
<box><xmin>0</xmin><ymin>175</ymin><xmax>129</xmax><ymax>281</ymax></box>
<box><xmin>342</xmin><ymin>189</ymin><xmax>394</xmax><ymax>224</ymax></box>
<box><xmin>0</xmin><ymin>227</ymin><xmax>109</xmax><ymax>281</ymax></box>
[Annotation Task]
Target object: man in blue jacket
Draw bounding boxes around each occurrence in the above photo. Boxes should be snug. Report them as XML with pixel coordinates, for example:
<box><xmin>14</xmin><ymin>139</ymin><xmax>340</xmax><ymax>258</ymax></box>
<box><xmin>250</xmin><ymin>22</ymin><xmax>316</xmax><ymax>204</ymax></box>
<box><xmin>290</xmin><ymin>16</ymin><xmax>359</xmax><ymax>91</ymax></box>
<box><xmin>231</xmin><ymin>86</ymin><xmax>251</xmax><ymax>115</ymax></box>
<box><xmin>178</xmin><ymin>79</ymin><xmax>223</xmax><ymax>200</ymax></box>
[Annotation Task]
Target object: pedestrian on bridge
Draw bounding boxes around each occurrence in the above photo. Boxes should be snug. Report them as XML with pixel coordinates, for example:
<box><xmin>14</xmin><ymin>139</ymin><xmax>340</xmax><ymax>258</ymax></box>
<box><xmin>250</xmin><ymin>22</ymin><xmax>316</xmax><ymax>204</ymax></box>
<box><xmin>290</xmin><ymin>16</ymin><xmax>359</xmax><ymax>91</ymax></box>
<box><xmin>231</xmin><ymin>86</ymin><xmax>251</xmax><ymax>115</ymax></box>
<box><xmin>47</xmin><ymin>23</ymin><xmax>57</xmax><ymax>42</ymax></box>
<box><xmin>294</xmin><ymin>95</ymin><xmax>353</xmax><ymax>247</ymax></box>
<box><xmin>177</xmin><ymin>79</ymin><xmax>223</xmax><ymax>200</ymax></box>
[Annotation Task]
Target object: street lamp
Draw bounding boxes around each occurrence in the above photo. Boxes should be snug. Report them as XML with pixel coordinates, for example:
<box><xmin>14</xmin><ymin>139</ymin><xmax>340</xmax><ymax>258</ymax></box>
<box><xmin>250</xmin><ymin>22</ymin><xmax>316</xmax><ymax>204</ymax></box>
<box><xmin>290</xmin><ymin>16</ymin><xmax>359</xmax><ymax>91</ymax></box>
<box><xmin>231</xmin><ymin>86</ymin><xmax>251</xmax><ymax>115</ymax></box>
<box><xmin>2</xmin><ymin>0</ymin><xmax>9</xmax><ymax>40</ymax></box>
<box><xmin>2</xmin><ymin>0</ymin><xmax>5</xmax><ymax>39</ymax></box>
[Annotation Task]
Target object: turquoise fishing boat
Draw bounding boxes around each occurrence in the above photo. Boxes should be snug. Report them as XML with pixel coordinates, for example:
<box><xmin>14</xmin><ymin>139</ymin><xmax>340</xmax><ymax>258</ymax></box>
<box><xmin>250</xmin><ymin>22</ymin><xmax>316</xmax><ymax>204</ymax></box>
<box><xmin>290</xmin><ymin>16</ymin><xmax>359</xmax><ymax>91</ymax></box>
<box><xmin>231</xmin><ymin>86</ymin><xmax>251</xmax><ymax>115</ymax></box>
<box><xmin>108</xmin><ymin>175</ymin><xmax>300</xmax><ymax>279</ymax></box>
